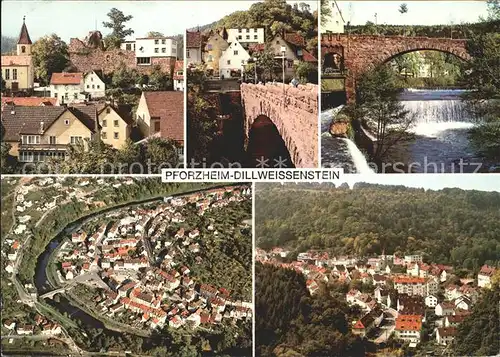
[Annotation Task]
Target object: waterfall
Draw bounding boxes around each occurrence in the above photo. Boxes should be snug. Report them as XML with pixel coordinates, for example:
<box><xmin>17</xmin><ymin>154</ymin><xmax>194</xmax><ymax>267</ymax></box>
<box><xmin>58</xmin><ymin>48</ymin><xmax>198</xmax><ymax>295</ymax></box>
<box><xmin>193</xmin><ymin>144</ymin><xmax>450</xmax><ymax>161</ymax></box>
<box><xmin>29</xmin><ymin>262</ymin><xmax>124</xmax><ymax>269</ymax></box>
<box><xmin>400</xmin><ymin>90</ymin><xmax>475</xmax><ymax>138</ymax></box>
<box><xmin>342</xmin><ymin>138</ymin><xmax>374</xmax><ymax>174</ymax></box>
<box><xmin>321</xmin><ymin>105</ymin><xmax>374</xmax><ymax>173</ymax></box>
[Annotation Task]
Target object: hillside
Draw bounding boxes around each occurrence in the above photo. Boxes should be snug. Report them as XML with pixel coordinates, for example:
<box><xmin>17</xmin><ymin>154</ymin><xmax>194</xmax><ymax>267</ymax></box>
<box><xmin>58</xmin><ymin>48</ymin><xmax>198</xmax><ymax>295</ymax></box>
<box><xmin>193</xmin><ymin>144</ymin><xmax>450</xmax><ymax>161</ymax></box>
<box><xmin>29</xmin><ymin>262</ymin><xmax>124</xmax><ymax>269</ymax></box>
<box><xmin>196</xmin><ymin>0</ymin><xmax>318</xmax><ymax>44</ymax></box>
<box><xmin>1</xmin><ymin>35</ymin><xmax>17</xmax><ymax>54</ymax></box>
<box><xmin>255</xmin><ymin>183</ymin><xmax>500</xmax><ymax>270</ymax></box>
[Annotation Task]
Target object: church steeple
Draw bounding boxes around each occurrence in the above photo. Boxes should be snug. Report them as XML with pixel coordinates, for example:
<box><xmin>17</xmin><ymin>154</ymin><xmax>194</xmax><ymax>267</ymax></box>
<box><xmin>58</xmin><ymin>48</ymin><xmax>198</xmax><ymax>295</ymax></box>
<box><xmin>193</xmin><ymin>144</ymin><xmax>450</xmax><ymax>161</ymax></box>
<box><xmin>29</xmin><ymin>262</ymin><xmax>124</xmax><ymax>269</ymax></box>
<box><xmin>17</xmin><ymin>16</ymin><xmax>32</xmax><ymax>56</ymax></box>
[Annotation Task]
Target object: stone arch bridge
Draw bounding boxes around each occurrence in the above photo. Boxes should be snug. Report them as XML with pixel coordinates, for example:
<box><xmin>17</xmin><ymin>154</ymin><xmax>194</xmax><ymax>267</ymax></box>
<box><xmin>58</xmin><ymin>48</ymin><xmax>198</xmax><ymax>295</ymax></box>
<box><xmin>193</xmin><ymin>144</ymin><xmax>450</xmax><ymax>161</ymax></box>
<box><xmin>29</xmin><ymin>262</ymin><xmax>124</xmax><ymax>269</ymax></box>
<box><xmin>321</xmin><ymin>34</ymin><xmax>470</xmax><ymax>102</ymax></box>
<box><xmin>240</xmin><ymin>83</ymin><xmax>318</xmax><ymax>168</ymax></box>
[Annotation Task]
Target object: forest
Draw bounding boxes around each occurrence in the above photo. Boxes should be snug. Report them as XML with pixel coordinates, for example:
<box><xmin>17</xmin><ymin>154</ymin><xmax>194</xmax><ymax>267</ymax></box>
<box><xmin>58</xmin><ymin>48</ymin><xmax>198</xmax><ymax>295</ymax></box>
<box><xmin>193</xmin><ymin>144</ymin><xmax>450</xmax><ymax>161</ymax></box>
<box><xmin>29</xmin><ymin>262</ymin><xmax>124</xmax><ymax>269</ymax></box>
<box><xmin>255</xmin><ymin>183</ymin><xmax>500</xmax><ymax>271</ymax></box>
<box><xmin>454</xmin><ymin>284</ymin><xmax>500</xmax><ymax>355</ymax></box>
<box><xmin>255</xmin><ymin>263</ymin><xmax>367</xmax><ymax>356</ymax></box>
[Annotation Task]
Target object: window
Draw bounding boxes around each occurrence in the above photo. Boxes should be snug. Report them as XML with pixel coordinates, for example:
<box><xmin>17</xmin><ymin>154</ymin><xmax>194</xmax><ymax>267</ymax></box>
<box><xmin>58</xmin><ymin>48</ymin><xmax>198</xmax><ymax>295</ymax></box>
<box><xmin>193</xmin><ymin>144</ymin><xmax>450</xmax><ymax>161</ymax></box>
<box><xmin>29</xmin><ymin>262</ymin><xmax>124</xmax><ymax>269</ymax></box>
<box><xmin>92</xmin><ymin>84</ymin><xmax>95</xmax><ymax>89</ymax></box>
<box><xmin>254</xmin><ymin>28</ymin><xmax>257</xmax><ymax>32</ymax></box>
<box><xmin>5</xmin><ymin>69</ymin><xmax>9</xmax><ymax>80</ymax></box>
<box><xmin>137</xmin><ymin>57</ymin><xmax>151</xmax><ymax>65</ymax></box>
<box><xmin>238</xmin><ymin>29</ymin><xmax>242</xmax><ymax>33</ymax></box>
<box><xmin>65</xmin><ymin>93</ymin><xmax>69</xmax><ymax>100</ymax></box>
<box><xmin>276</xmin><ymin>40</ymin><xmax>280</xmax><ymax>44</ymax></box>
<box><xmin>21</xmin><ymin>46</ymin><xmax>26</xmax><ymax>53</ymax></box>
<box><xmin>49</xmin><ymin>136</ymin><xmax>56</xmax><ymax>145</ymax></box>
<box><xmin>54</xmin><ymin>92</ymin><xmax>58</xmax><ymax>98</ymax></box>
<box><xmin>113</xmin><ymin>120</ymin><xmax>119</xmax><ymax>127</ymax></box>
<box><xmin>154</xmin><ymin>48</ymin><xmax>159</xmax><ymax>53</ymax></box>
<box><xmin>227</xmin><ymin>60</ymin><xmax>231</xmax><ymax>65</ymax></box>
<box><xmin>74</xmin><ymin>93</ymin><xmax>78</xmax><ymax>99</ymax></box>
<box><xmin>246</xmin><ymin>29</ymin><xmax>250</xmax><ymax>33</ymax></box>
<box><xmin>162</xmin><ymin>48</ymin><xmax>166</xmax><ymax>53</ymax></box>
<box><xmin>97</xmin><ymin>85</ymin><xmax>100</xmax><ymax>89</ymax></box>
<box><xmin>186</xmin><ymin>49</ymin><xmax>190</xmax><ymax>58</ymax></box>
<box><xmin>162</xmin><ymin>39</ymin><xmax>166</xmax><ymax>44</ymax></box>
<box><xmin>207</xmin><ymin>44</ymin><xmax>212</xmax><ymax>50</ymax></box>
<box><xmin>21</xmin><ymin>135</ymin><xmax>40</xmax><ymax>145</ymax></box>
<box><xmin>238</xmin><ymin>35</ymin><xmax>242</xmax><ymax>40</ymax></box>
<box><xmin>254</xmin><ymin>35</ymin><xmax>258</xmax><ymax>40</ymax></box>
<box><xmin>70</xmin><ymin>136</ymin><xmax>83</xmax><ymax>145</ymax></box>
<box><xmin>126</xmin><ymin>43</ymin><xmax>132</xmax><ymax>51</ymax></box>
<box><xmin>106</xmin><ymin>107</ymin><xmax>111</xmax><ymax>114</ymax></box>
<box><xmin>114</xmin><ymin>132</ymin><xmax>119</xmax><ymax>139</ymax></box>
<box><xmin>246</xmin><ymin>35</ymin><xmax>250</xmax><ymax>40</ymax></box>
<box><xmin>12</xmin><ymin>69</ymin><xmax>17</xmax><ymax>80</ymax></box>
<box><xmin>87</xmin><ymin>85</ymin><xmax>90</xmax><ymax>89</ymax></box>
<box><xmin>234</xmin><ymin>50</ymin><xmax>238</xmax><ymax>55</ymax></box>
<box><xmin>154</xmin><ymin>39</ymin><xmax>159</xmax><ymax>44</ymax></box>
<box><xmin>154</xmin><ymin>121</ymin><xmax>160</xmax><ymax>133</ymax></box>
<box><xmin>102</xmin><ymin>119</ymin><xmax>107</xmax><ymax>127</ymax></box>
<box><xmin>91</xmin><ymin>77</ymin><xmax>93</xmax><ymax>82</ymax></box>
<box><xmin>64</xmin><ymin>119</ymin><xmax>70</xmax><ymax>125</ymax></box>
<box><xmin>101</xmin><ymin>132</ymin><xmax>107</xmax><ymax>139</ymax></box>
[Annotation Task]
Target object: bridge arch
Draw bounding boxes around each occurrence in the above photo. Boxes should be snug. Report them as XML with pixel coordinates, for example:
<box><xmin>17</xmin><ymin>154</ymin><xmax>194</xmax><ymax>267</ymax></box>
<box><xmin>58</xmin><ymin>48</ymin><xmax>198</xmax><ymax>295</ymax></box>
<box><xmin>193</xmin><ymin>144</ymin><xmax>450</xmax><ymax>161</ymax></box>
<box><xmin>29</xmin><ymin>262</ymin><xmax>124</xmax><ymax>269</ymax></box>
<box><xmin>246</xmin><ymin>115</ymin><xmax>295</xmax><ymax>168</ymax></box>
<box><xmin>240</xmin><ymin>83</ymin><xmax>318</xmax><ymax>168</ymax></box>
<box><xmin>320</xmin><ymin>34</ymin><xmax>470</xmax><ymax>102</ymax></box>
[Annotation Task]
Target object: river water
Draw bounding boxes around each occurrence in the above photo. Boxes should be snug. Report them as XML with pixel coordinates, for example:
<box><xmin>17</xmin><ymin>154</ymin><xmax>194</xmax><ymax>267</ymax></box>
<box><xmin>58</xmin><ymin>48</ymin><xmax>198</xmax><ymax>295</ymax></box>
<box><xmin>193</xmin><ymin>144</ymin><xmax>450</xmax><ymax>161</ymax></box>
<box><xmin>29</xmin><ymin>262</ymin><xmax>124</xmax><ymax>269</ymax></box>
<box><xmin>321</xmin><ymin>89</ymin><xmax>482</xmax><ymax>173</ymax></box>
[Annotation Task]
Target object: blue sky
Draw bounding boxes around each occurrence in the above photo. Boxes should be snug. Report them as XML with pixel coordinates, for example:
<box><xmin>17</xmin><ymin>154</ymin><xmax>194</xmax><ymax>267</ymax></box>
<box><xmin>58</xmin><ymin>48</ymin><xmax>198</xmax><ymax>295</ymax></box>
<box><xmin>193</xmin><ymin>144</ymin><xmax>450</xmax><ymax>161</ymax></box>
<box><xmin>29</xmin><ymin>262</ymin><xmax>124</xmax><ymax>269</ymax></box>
<box><xmin>1</xmin><ymin>0</ymin><xmax>317</xmax><ymax>42</ymax></box>
<box><xmin>336</xmin><ymin>1</ymin><xmax>489</xmax><ymax>26</ymax></box>
<box><xmin>342</xmin><ymin>174</ymin><xmax>500</xmax><ymax>192</ymax></box>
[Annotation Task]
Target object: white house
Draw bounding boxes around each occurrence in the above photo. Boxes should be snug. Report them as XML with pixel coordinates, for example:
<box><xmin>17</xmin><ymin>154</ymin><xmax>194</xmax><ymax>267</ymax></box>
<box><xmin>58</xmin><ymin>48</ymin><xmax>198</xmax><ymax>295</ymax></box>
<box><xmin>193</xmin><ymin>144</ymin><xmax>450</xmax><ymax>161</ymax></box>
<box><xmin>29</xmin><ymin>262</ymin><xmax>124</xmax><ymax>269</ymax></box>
<box><xmin>436</xmin><ymin>327</ymin><xmax>457</xmax><ymax>346</ymax></box>
<box><xmin>173</xmin><ymin>60</ymin><xmax>184</xmax><ymax>92</ymax></box>
<box><xmin>477</xmin><ymin>265</ymin><xmax>496</xmax><ymax>288</ymax></box>
<box><xmin>435</xmin><ymin>302</ymin><xmax>455</xmax><ymax>316</ymax></box>
<box><xmin>425</xmin><ymin>294</ymin><xmax>438</xmax><ymax>308</ymax></box>
<box><xmin>83</xmin><ymin>70</ymin><xmax>105</xmax><ymax>99</ymax></box>
<box><xmin>454</xmin><ymin>296</ymin><xmax>472</xmax><ymax>310</ymax></box>
<box><xmin>322</xmin><ymin>0</ymin><xmax>345</xmax><ymax>34</ymax></box>
<box><xmin>219</xmin><ymin>41</ymin><xmax>250</xmax><ymax>79</ymax></box>
<box><xmin>135</xmin><ymin>37</ymin><xmax>178</xmax><ymax>65</ymax></box>
<box><xmin>49</xmin><ymin>72</ymin><xmax>85</xmax><ymax>104</ymax></box>
<box><xmin>227</xmin><ymin>28</ymin><xmax>265</xmax><ymax>45</ymax></box>
<box><xmin>395</xmin><ymin>315</ymin><xmax>422</xmax><ymax>344</ymax></box>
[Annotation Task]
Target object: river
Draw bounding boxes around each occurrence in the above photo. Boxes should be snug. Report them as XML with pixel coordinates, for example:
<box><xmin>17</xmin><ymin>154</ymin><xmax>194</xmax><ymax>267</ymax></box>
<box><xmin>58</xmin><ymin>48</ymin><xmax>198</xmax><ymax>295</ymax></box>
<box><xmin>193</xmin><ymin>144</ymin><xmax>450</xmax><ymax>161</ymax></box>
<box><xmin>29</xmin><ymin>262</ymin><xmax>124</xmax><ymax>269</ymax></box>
<box><xmin>321</xmin><ymin>89</ymin><xmax>483</xmax><ymax>173</ymax></box>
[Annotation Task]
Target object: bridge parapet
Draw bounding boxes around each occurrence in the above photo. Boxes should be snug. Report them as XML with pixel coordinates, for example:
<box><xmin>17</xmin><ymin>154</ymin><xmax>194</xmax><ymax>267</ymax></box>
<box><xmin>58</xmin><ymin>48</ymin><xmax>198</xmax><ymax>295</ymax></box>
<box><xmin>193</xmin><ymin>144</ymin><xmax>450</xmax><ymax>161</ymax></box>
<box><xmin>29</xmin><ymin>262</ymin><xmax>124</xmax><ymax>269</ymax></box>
<box><xmin>241</xmin><ymin>82</ymin><xmax>318</xmax><ymax>168</ymax></box>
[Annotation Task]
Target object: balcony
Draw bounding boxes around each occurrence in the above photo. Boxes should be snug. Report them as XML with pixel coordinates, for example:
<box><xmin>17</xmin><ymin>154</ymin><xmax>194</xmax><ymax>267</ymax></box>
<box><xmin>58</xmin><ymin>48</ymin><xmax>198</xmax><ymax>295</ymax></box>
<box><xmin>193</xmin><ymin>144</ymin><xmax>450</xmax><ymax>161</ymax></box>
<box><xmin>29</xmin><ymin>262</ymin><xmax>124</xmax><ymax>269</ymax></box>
<box><xmin>19</xmin><ymin>143</ymin><xmax>69</xmax><ymax>151</ymax></box>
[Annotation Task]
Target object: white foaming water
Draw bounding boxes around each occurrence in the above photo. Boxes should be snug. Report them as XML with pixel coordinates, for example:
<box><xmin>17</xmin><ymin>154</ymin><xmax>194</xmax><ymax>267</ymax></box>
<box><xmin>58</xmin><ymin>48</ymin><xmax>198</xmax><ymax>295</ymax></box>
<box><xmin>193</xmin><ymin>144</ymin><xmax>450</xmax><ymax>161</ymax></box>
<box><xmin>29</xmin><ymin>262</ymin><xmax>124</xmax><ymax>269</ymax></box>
<box><xmin>342</xmin><ymin>138</ymin><xmax>375</xmax><ymax>174</ymax></box>
<box><xmin>321</xmin><ymin>106</ymin><xmax>343</xmax><ymax>133</ymax></box>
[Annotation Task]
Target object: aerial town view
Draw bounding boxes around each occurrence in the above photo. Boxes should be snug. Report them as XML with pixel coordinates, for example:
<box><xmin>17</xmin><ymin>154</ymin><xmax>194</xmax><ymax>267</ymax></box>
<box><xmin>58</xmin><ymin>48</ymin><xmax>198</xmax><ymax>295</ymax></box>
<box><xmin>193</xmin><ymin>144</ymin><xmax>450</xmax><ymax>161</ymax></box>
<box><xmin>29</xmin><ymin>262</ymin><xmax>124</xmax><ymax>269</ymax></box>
<box><xmin>186</xmin><ymin>0</ymin><xmax>319</xmax><ymax>169</ymax></box>
<box><xmin>255</xmin><ymin>177</ymin><xmax>500</xmax><ymax>357</ymax></box>
<box><xmin>320</xmin><ymin>1</ymin><xmax>499</xmax><ymax>173</ymax></box>
<box><xmin>0</xmin><ymin>177</ymin><xmax>253</xmax><ymax>356</ymax></box>
<box><xmin>1</xmin><ymin>1</ymin><xmax>185</xmax><ymax>174</ymax></box>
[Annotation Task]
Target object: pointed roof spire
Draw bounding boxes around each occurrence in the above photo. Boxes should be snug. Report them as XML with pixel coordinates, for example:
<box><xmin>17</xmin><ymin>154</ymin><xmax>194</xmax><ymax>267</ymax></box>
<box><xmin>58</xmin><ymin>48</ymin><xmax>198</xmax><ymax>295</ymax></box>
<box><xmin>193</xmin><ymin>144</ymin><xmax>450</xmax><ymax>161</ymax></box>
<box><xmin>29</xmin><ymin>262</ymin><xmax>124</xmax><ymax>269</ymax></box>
<box><xmin>18</xmin><ymin>16</ymin><xmax>32</xmax><ymax>45</ymax></box>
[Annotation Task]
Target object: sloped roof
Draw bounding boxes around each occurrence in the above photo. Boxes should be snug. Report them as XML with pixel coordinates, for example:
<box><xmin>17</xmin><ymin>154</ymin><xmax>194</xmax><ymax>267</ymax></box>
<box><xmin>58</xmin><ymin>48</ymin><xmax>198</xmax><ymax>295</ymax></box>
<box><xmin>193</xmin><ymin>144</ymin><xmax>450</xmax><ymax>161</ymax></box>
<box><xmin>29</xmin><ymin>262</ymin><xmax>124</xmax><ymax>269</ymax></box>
<box><xmin>302</xmin><ymin>48</ymin><xmax>318</xmax><ymax>62</ymax></box>
<box><xmin>173</xmin><ymin>60</ymin><xmax>184</xmax><ymax>80</ymax></box>
<box><xmin>437</xmin><ymin>327</ymin><xmax>457</xmax><ymax>337</ymax></box>
<box><xmin>1</xmin><ymin>56</ymin><xmax>31</xmax><ymax>66</ymax></box>
<box><xmin>284</xmin><ymin>32</ymin><xmax>306</xmax><ymax>47</ymax></box>
<box><xmin>1</xmin><ymin>97</ymin><xmax>57</xmax><ymax>107</ymax></box>
<box><xmin>18</xmin><ymin>19</ymin><xmax>32</xmax><ymax>45</ymax></box>
<box><xmin>2</xmin><ymin>106</ymin><xmax>66</xmax><ymax>141</ymax></box>
<box><xmin>50</xmin><ymin>73</ymin><xmax>84</xmax><ymax>85</ymax></box>
<box><xmin>186</xmin><ymin>31</ymin><xmax>202</xmax><ymax>48</ymax></box>
<box><xmin>395</xmin><ymin>315</ymin><xmax>422</xmax><ymax>331</ymax></box>
<box><xmin>143</xmin><ymin>91</ymin><xmax>184</xmax><ymax>143</ymax></box>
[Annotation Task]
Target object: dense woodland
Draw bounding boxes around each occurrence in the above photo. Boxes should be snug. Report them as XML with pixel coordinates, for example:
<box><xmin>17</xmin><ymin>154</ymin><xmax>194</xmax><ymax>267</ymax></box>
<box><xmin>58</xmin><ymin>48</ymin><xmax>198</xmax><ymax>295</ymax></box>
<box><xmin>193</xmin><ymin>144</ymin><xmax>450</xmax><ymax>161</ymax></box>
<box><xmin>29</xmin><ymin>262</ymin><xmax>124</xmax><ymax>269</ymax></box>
<box><xmin>255</xmin><ymin>263</ymin><xmax>367</xmax><ymax>357</ymax></box>
<box><xmin>454</xmin><ymin>284</ymin><xmax>500</xmax><ymax>355</ymax></box>
<box><xmin>256</xmin><ymin>183</ymin><xmax>500</xmax><ymax>270</ymax></box>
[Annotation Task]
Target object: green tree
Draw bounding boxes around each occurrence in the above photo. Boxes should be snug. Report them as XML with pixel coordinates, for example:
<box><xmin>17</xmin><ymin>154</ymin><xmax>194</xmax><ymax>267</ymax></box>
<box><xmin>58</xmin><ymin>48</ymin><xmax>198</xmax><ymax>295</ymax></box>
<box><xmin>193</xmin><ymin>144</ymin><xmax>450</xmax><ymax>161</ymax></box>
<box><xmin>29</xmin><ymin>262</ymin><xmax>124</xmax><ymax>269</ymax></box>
<box><xmin>463</xmin><ymin>32</ymin><xmax>500</xmax><ymax>161</ymax></box>
<box><xmin>355</xmin><ymin>65</ymin><xmax>416</xmax><ymax>160</ymax></box>
<box><xmin>110</xmin><ymin>62</ymin><xmax>138</xmax><ymax>89</ymax></box>
<box><xmin>143</xmin><ymin>137</ymin><xmax>180</xmax><ymax>172</ymax></box>
<box><xmin>31</xmin><ymin>34</ymin><xmax>70</xmax><ymax>85</ymax></box>
<box><xmin>294</xmin><ymin>61</ymin><xmax>318</xmax><ymax>84</ymax></box>
<box><xmin>1</xmin><ymin>142</ymin><xmax>15</xmax><ymax>173</ymax></box>
<box><xmin>149</xmin><ymin>65</ymin><xmax>172</xmax><ymax>90</ymax></box>
<box><xmin>147</xmin><ymin>31</ymin><xmax>164</xmax><ymax>38</ymax></box>
<box><xmin>102</xmin><ymin>8</ymin><xmax>134</xmax><ymax>49</ymax></box>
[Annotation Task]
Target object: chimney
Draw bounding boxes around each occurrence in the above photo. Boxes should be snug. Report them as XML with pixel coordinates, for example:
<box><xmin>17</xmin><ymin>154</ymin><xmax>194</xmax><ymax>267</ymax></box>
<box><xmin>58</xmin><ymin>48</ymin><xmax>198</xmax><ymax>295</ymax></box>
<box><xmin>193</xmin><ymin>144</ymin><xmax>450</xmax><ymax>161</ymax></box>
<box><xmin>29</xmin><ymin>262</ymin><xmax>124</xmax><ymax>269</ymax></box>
<box><xmin>10</xmin><ymin>104</ymin><xmax>15</xmax><ymax>115</ymax></box>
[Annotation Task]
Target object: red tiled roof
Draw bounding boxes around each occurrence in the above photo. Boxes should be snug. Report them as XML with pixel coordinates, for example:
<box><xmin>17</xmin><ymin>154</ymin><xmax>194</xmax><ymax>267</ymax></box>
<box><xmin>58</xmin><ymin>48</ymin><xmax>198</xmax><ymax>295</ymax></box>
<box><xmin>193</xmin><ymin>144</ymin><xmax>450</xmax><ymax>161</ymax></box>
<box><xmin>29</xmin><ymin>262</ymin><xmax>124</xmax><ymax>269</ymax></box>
<box><xmin>50</xmin><ymin>72</ymin><xmax>83</xmax><ymax>85</ymax></box>
<box><xmin>1</xmin><ymin>56</ymin><xmax>31</xmax><ymax>67</ymax></box>
<box><xmin>2</xmin><ymin>97</ymin><xmax>57</xmax><ymax>107</ymax></box>
<box><xmin>479</xmin><ymin>265</ymin><xmax>496</xmax><ymax>276</ymax></box>
<box><xmin>302</xmin><ymin>49</ymin><xmax>317</xmax><ymax>62</ymax></box>
<box><xmin>438</xmin><ymin>327</ymin><xmax>457</xmax><ymax>337</ymax></box>
<box><xmin>393</xmin><ymin>276</ymin><xmax>426</xmax><ymax>284</ymax></box>
<box><xmin>284</xmin><ymin>32</ymin><xmax>306</xmax><ymax>47</ymax></box>
<box><xmin>173</xmin><ymin>60</ymin><xmax>183</xmax><ymax>80</ymax></box>
<box><xmin>395</xmin><ymin>315</ymin><xmax>422</xmax><ymax>331</ymax></box>
<box><xmin>186</xmin><ymin>31</ymin><xmax>202</xmax><ymax>48</ymax></box>
<box><xmin>143</xmin><ymin>91</ymin><xmax>184</xmax><ymax>143</ymax></box>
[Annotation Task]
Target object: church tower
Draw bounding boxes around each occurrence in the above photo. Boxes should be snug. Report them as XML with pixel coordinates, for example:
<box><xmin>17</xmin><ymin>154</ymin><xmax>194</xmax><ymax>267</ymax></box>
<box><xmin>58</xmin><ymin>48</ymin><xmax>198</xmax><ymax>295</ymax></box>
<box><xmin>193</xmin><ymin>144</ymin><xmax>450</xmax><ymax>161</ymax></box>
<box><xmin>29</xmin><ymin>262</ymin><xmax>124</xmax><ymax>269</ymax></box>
<box><xmin>17</xmin><ymin>16</ymin><xmax>32</xmax><ymax>56</ymax></box>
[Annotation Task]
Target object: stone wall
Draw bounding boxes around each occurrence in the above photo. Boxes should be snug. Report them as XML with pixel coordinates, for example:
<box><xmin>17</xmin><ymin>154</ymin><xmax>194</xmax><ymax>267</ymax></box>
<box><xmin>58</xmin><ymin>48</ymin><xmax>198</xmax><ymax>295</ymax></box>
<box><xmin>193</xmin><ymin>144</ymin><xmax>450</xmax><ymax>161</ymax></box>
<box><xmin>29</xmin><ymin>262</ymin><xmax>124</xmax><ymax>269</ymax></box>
<box><xmin>241</xmin><ymin>82</ymin><xmax>318</xmax><ymax>168</ymax></box>
<box><xmin>68</xmin><ymin>38</ymin><xmax>175</xmax><ymax>76</ymax></box>
<box><xmin>321</xmin><ymin>34</ymin><xmax>470</xmax><ymax>102</ymax></box>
